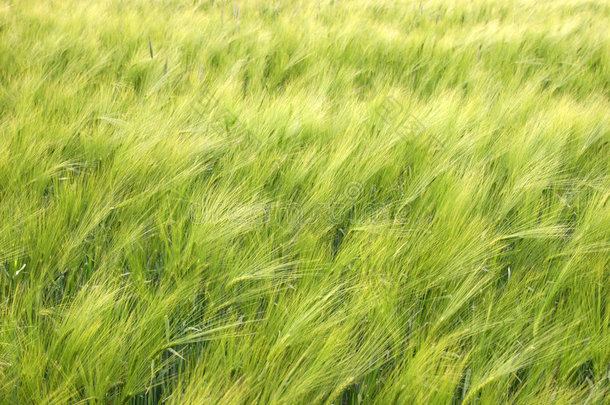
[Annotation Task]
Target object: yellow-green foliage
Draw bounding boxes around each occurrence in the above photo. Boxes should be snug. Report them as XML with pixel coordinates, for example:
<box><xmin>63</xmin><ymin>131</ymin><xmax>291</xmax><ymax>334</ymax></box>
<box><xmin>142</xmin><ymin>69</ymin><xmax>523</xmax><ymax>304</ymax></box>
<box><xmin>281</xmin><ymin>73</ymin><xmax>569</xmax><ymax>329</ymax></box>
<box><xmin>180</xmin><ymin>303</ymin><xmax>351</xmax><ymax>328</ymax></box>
<box><xmin>0</xmin><ymin>0</ymin><xmax>608</xmax><ymax>403</ymax></box>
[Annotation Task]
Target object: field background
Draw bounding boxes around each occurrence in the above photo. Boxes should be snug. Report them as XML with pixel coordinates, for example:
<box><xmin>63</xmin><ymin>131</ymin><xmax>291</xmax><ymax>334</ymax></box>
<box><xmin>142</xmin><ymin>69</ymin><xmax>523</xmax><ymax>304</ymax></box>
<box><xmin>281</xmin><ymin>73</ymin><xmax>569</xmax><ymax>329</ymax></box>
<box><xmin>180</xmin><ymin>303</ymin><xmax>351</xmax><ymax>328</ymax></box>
<box><xmin>0</xmin><ymin>0</ymin><xmax>609</xmax><ymax>403</ymax></box>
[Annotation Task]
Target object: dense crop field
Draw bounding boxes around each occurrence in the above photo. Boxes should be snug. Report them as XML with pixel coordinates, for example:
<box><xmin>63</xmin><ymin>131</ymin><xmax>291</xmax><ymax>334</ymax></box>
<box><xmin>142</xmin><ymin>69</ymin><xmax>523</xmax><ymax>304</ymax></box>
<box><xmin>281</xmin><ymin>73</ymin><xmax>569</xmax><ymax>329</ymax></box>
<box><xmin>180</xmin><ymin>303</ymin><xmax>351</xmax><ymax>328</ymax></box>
<box><xmin>0</xmin><ymin>0</ymin><xmax>609</xmax><ymax>403</ymax></box>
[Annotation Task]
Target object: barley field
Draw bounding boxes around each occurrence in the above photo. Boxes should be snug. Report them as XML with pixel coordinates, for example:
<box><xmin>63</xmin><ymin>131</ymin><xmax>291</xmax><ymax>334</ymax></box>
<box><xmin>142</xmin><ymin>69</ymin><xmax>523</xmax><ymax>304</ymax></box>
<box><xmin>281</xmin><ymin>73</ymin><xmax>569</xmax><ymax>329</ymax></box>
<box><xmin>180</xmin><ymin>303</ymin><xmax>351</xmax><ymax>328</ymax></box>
<box><xmin>0</xmin><ymin>0</ymin><xmax>609</xmax><ymax>403</ymax></box>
